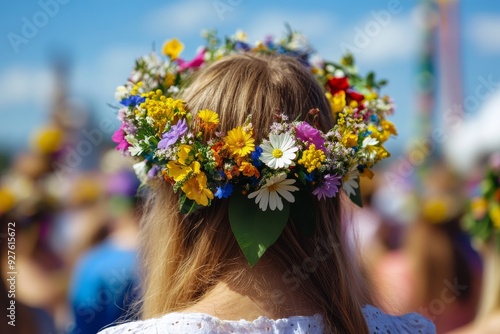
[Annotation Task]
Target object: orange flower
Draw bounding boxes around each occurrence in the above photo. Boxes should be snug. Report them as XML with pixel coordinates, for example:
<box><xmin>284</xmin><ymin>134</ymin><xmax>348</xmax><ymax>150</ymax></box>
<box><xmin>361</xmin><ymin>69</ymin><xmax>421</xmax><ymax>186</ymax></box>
<box><xmin>224</xmin><ymin>165</ymin><xmax>240</xmax><ymax>180</ymax></box>
<box><xmin>239</xmin><ymin>161</ymin><xmax>260</xmax><ymax>178</ymax></box>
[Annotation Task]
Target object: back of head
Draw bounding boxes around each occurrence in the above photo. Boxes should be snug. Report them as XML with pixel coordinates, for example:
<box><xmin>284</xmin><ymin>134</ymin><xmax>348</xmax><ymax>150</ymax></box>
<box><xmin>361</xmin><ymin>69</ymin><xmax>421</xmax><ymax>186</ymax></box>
<box><xmin>139</xmin><ymin>53</ymin><xmax>371</xmax><ymax>333</ymax></box>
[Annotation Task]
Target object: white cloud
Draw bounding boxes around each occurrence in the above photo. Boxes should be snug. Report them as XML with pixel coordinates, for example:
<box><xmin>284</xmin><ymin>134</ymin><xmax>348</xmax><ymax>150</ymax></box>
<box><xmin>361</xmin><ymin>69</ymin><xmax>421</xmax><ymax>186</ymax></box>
<box><xmin>241</xmin><ymin>10</ymin><xmax>334</xmax><ymax>44</ymax></box>
<box><xmin>0</xmin><ymin>66</ymin><xmax>54</xmax><ymax>108</ymax></box>
<box><xmin>142</xmin><ymin>0</ymin><xmax>237</xmax><ymax>36</ymax></box>
<box><xmin>335</xmin><ymin>12</ymin><xmax>418</xmax><ymax>65</ymax></box>
<box><xmin>468</xmin><ymin>14</ymin><xmax>500</xmax><ymax>54</ymax></box>
<box><xmin>445</xmin><ymin>91</ymin><xmax>500</xmax><ymax>174</ymax></box>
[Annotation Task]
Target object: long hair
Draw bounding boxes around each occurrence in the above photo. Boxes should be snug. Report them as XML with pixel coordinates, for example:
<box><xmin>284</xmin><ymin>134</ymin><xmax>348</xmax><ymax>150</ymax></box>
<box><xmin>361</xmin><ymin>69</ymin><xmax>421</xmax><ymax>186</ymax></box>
<box><xmin>476</xmin><ymin>242</ymin><xmax>500</xmax><ymax>321</ymax></box>
<box><xmin>138</xmin><ymin>53</ymin><xmax>371</xmax><ymax>333</ymax></box>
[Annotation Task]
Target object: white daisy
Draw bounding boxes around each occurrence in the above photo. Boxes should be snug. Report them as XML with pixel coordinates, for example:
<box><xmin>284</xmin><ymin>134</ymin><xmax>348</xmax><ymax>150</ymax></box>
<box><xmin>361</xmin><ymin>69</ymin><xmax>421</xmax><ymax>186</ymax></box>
<box><xmin>260</xmin><ymin>132</ymin><xmax>298</xmax><ymax>169</ymax></box>
<box><xmin>361</xmin><ymin>137</ymin><xmax>379</xmax><ymax>161</ymax></box>
<box><xmin>342</xmin><ymin>164</ymin><xmax>360</xmax><ymax>197</ymax></box>
<box><xmin>132</xmin><ymin>160</ymin><xmax>148</xmax><ymax>183</ymax></box>
<box><xmin>114</xmin><ymin>86</ymin><xmax>128</xmax><ymax>101</ymax></box>
<box><xmin>248</xmin><ymin>174</ymin><xmax>299</xmax><ymax>211</ymax></box>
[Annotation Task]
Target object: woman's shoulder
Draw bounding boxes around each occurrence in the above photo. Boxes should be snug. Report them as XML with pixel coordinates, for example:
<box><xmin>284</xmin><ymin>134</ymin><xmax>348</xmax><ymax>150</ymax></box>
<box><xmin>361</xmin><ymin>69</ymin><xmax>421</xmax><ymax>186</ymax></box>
<box><xmin>97</xmin><ymin>312</ymin><xmax>324</xmax><ymax>333</ymax></box>
<box><xmin>362</xmin><ymin>304</ymin><xmax>436</xmax><ymax>333</ymax></box>
<box><xmin>98</xmin><ymin>306</ymin><xmax>436</xmax><ymax>334</ymax></box>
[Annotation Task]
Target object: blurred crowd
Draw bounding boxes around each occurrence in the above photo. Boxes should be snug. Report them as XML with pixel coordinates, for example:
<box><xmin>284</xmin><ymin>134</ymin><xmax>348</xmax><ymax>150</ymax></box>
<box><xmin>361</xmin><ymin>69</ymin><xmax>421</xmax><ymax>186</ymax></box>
<box><xmin>1</xmin><ymin>63</ymin><xmax>500</xmax><ymax>334</ymax></box>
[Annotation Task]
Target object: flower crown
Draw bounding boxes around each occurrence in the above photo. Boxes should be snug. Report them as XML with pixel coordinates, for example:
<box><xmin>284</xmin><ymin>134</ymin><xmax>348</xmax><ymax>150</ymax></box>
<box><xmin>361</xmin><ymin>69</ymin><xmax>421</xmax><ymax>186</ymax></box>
<box><xmin>463</xmin><ymin>154</ymin><xmax>500</xmax><ymax>251</ymax></box>
<box><xmin>112</xmin><ymin>28</ymin><xmax>397</xmax><ymax>265</ymax></box>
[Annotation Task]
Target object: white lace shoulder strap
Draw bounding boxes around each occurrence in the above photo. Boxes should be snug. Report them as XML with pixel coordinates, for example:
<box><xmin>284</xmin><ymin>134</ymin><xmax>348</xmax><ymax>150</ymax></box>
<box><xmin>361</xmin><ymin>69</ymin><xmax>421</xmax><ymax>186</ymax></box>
<box><xmin>362</xmin><ymin>305</ymin><xmax>436</xmax><ymax>334</ymax></box>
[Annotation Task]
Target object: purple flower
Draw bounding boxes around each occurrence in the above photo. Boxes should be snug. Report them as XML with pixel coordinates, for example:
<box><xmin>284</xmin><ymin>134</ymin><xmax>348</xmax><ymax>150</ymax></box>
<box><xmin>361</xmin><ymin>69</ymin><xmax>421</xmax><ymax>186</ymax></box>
<box><xmin>295</xmin><ymin>122</ymin><xmax>325</xmax><ymax>151</ymax></box>
<box><xmin>312</xmin><ymin>174</ymin><xmax>342</xmax><ymax>200</ymax></box>
<box><xmin>147</xmin><ymin>165</ymin><xmax>161</xmax><ymax>179</ymax></box>
<box><xmin>158</xmin><ymin>119</ymin><xmax>188</xmax><ymax>149</ymax></box>
<box><xmin>112</xmin><ymin>124</ymin><xmax>130</xmax><ymax>153</ymax></box>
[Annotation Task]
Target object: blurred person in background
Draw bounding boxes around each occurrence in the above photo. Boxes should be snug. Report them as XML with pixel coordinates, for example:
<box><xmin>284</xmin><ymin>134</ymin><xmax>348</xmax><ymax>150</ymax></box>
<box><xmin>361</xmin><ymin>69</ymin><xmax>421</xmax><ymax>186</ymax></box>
<box><xmin>68</xmin><ymin>149</ymin><xmax>141</xmax><ymax>334</ymax></box>
<box><xmin>0</xmin><ymin>151</ymin><xmax>62</xmax><ymax>333</ymax></box>
<box><xmin>368</xmin><ymin>160</ymin><xmax>482</xmax><ymax>333</ymax></box>
<box><xmin>403</xmin><ymin>162</ymin><xmax>482</xmax><ymax>333</ymax></box>
<box><xmin>448</xmin><ymin>153</ymin><xmax>500</xmax><ymax>334</ymax></box>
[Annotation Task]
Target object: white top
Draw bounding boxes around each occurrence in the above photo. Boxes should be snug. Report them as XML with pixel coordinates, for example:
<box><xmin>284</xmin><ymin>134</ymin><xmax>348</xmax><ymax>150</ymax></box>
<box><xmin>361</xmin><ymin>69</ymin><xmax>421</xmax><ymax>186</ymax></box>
<box><xmin>98</xmin><ymin>305</ymin><xmax>435</xmax><ymax>333</ymax></box>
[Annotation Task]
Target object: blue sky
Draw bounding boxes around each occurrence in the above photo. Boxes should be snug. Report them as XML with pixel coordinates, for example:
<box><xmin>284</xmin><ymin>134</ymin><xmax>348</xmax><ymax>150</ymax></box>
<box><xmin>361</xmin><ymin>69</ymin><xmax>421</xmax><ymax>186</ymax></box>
<box><xmin>1</xmin><ymin>0</ymin><xmax>500</xmax><ymax>159</ymax></box>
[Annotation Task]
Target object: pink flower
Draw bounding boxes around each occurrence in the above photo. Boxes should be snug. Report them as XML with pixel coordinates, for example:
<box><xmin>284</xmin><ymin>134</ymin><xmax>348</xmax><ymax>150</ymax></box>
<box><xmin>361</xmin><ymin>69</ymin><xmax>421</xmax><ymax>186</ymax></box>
<box><xmin>295</xmin><ymin>122</ymin><xmax>325</xmax><ymax>151</ymax></box>
<box><xmin>176</xmin><ymin>48</ymin><xmax>206</xmax><ymax>71</ymax></box>
<box><xmin>112</xmin><ymin>124</ymin><xmax>130</xmax><ymax>153</ymax></box>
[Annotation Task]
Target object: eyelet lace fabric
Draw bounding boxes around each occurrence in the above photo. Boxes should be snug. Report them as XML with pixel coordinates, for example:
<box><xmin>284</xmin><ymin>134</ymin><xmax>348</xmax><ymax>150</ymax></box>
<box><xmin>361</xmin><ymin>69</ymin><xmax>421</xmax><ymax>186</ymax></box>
<box><xmin>98</xmin><ymin>305</ymin><xmax>436</xmax><ymax>333</ymax></box>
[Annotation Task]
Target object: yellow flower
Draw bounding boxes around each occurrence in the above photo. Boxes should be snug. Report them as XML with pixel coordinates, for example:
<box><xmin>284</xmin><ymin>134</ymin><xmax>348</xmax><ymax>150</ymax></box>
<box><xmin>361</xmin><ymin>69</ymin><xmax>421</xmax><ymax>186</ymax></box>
<box><xmin>177</xmin><ymin>145</ymin><xmax>193</xmax><ymax>164</ymax></box>
<box><xmin>364</xmin><ymin>91</ymin><xmax>378</xmax><ymax>100</ymax></box>
<box><xmin>298</xmin><ymin>144</ymin><xmax>326</xmax><ymax>173</ymax></box>
<box><xmin>166</xmin><ymin>145</ymin><xmax>200</xmax><ymax>182</ymax></box>
<box><xmin>197</xmin><ymin>109</ymin><xmax>219</xmax><ymax>133</ymax></box>
<box><xmin>471</xmin><ymin>197</ymin><xmax>487</xmax><ymax>220</ymax></box>
<box><xmin>326</xmin><ymin>90</ymin><xmax>346</xmax><ymax>114</ymax></box>
<box><xmin>163</xmin><ymin>38</ymin><xmax>184</xmax><ymax>60</ymax></box>
<box><xmin>164</xmin><ymin>72</ymin><xmax>176</xmax><ymax>87</ymax></box>
<box><xmin>181</xmin><ymin>172</ymin><xmax>214</xmax><ymax>206</ymax></box>
<box><xmin>32</xmin><ymin>126</ymin><xmax>63</xmax><ymax>154</ymax></box>
<box><xmin>342</xmin><ymin>133</ymin><xmax>358</xmax><ymax>148</ymax></box>
<box><xmin>198</xmin><ymin>109</ymin><xmax>219</xmax><ymax>125</ymax></box>
<box><xmin>381</xmin><ymin>120</ymin><xmax>398</xmax><ymax>136</ymax></box>
<box><xmin>423</xmin><ymin>199</ymin><xmax>448</xmax><ymax>224</ymax></box>
<box><xmin>0</xmin><ymin>188</ymin><xmax>15</xmax><ymax>214</ymax></box>
<box><xmin>225</xmin><ymin>126</ymin><xmax>255</xmax><ymax>158</ymax></box>
<box><xmin>373</xmin><ymin>146</ymin><xmax>389</xmax><ymax>161</ymax></box>
<box><xmin>489</xmin><ymin>205</ymin><xmax>500</xmax><ymax>230</ymax></box>
<box><xmin>130</xmin><ymin>82</ymin><xmax>143</xmax><ymax>95</ymax></box>
<box><xmin>360</xmin><ymin>168</ymin><xmax>374</xmax><ymax>179</ymax></box>
<box><xmin>140</xmin><ymin>93</ymin><xmax>186</xmax><ymax>134</ymax></box>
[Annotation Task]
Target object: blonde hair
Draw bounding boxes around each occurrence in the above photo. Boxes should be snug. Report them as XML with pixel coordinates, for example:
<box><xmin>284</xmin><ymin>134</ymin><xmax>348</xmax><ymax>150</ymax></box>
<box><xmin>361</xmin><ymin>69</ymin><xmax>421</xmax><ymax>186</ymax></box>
<box><xmin>476</xmin><ymin>241</ymin><xmax>500</xmax><ymax>321</ymax></box>
<box><xmin>138</xmin><ymin>53</ymin><xmax>371</xmax><ymax>333</ymax></box>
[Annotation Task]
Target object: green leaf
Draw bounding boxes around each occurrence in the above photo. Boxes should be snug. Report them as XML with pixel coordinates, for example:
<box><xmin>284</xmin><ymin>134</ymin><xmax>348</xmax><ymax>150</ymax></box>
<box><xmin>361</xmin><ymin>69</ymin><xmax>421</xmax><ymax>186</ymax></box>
<box><xmin>290</xmin><ymin>191</ymin><xmax>316</xmax><ymax>237</ymax></box>
<box><xmin>229</xmin><ymin>191</ymin><xmax>290</xmax><ymax>267</ymax></box>
<box><xmin>349</xmin><ymin>178</ymin><xmax>363</xmax><ymax>208</ymax></box>
<box><xmin>179</xmin><ymin>195</ymin><xmax>203</xmax><ymax>214</ymax></box>
<box><xmin>378</xmin><ymin>79</ymin><xmax>388</xmax><ymax>87</ymax></box>
<box><xmin>366</xmin><ymin>72</ymin><xmax>375</xmax><ymax>87</ymax></box>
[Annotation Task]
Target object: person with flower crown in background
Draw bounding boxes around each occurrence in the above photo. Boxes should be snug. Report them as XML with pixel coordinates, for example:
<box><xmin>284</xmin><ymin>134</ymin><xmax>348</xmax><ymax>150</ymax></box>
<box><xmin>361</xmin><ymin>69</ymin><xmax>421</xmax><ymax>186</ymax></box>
<box><xmin>99</xmin><ymin>28</ymin><xmax>436</xmax><ymax>333</ymax></box>
<box><xmin>447</xmin><ymin>153</ymin><xmax>500</xmax><ymax>333</ymax></box>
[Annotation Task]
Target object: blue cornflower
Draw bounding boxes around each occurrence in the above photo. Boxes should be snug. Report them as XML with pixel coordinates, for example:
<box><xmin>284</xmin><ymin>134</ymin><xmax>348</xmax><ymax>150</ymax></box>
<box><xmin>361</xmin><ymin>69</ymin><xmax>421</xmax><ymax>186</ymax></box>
<box><xmin>251</xmin><ymin>146</ymin><xmax>263</xmax><ymax>167</ymax></box>
<box><xmin>214</xmin><ymin>183</ymin><xmax>234</xmax><ymax>199</ymax></box>
<box><xmin>120</xmin><ymin>95</ymin><xmax>145</xmax><ymax>107</ymax></box>
<box><xmin>305</xmin><ymin>172</ymin><xmax>316</xmax><ymax>182</ymax></box>
<box><xmin>235</xmin><ymin>41</ymin><xmax>250</xmax><ymax>51</ymax></box>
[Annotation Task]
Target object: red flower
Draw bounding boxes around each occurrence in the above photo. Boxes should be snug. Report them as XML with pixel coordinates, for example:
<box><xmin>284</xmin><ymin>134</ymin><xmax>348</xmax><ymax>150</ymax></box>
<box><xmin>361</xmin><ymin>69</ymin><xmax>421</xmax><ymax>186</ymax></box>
<box><xmin>347</xmin><ymin>90</ymin><xmax>364</xmax><ymax>102</ymax></box>
<box><xmin>327</xmin><ymin>77</ymin><xmax>349</xmax><ymax>95</ymax></box>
